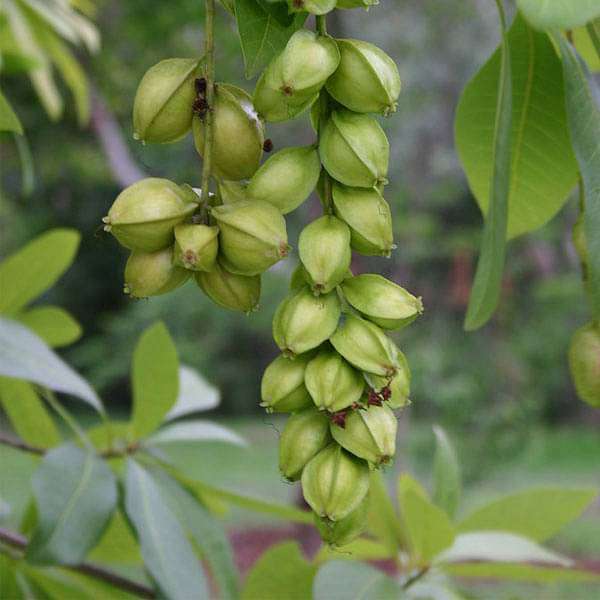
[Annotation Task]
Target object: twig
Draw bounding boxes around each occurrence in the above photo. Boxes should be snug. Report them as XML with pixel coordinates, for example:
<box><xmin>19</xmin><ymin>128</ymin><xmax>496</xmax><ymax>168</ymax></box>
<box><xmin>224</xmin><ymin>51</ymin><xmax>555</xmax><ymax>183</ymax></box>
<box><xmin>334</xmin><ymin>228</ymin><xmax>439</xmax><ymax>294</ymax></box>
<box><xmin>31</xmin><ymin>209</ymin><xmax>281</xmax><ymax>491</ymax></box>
<box><xmin>0</xmin><ymin>432</ymin><xmax>44</xmax><ymax>455</ymax></box>
<box><xmin>0</xmin><ymin>527</ymin><xmax>155</xmax><ymax>599</ymax></box>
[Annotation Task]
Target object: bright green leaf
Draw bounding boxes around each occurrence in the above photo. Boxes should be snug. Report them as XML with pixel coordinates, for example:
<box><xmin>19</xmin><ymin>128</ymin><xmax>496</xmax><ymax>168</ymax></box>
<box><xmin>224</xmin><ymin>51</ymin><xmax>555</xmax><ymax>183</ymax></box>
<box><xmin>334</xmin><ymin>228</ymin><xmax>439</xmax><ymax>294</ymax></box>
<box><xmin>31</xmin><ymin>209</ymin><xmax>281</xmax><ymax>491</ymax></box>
<box><xmin>124</xmin><ymin>459</ymin><xmax>208</xmax><ymax>600</ymax></box>
<box><xmin>314</xmin><ymin>538</ymin><xmax>392</xmax><ymax>563</ymax></box>
<box><xmin>147</xmin><ymin>419</ymin><xmax>246</xmax><ymax>447</ymax></box>
<box><xmin>0</xmin><ymin>228</ymin><xmax>80</xmax><ymax>315</ymax></box>
<box><xmin>0</xmin><ymin>377</ymin><xmax>60</xmax><ymax>447</ymax></box>
<box><xmin>573</xmin><ymin>22</ymin><xmax>600</xmax><ymax>72</ymax></box>
<box><xmin>88</xmin><ymin>509</ymin><xmax>142</xmax><ymax>566</ymax></box>
<box><xmin>130</xmin><ymin>321</ymin><xmax>179</xmax><ymax>438</ymax></box>
<box><xmin>17</xmin><ymin>306</ymin><xmax>82</xmax><ymax>348</ymax></box>
<box><xmin>0</xmin><ymin>89</ymin><xmax>23</xmax><ymax>133</ymax></box>
<box><xmin>243</xmin><ymin>542</ymin><xmax>316</xmax><ymax>600</ymax></box>
<box><xmin>432</xmin><ymin>426</ymin><xmax>461</xmax><ymax>519</ymax></box>
<box><xmin>457</xmin><ymin>487</ymin><xmax>598</xmax><ymax>541</ymax></box>
<box><xmin>517</xmin><ymin>0</ymin><xmax>600</xmax><ymax>30</ymax></box>
<box><xmin>27</xmin><ymin>444</ymin><xmax>118</xmax><ymax>565</ymax></box>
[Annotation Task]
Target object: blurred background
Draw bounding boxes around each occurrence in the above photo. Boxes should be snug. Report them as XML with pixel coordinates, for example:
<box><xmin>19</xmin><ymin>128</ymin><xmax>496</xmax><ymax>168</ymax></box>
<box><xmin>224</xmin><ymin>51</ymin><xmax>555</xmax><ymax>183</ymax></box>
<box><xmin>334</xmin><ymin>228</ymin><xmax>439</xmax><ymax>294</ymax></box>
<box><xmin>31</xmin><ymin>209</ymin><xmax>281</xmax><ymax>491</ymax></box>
<box><xmin>1</xmin><ymin>0</ymin><xmax>599</xmax><ymax>594</ymax></box>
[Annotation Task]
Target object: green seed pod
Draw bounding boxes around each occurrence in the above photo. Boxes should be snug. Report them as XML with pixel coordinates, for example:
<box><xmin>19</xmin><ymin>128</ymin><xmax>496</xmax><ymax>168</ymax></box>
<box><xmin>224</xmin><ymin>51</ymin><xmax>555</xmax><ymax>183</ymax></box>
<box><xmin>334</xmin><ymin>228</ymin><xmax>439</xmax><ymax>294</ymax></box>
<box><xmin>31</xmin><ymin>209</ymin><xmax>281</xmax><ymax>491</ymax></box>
<box><xmin>341</xmin><ymin>274</ymin><xmax>423</xmax><ymax>330</ymax></box>
<box><xmin>319</xmin><ymin>110</ymin><xmax>389</xmax><ymax>188</ymax></box>
<box><xmin>211</xmin><ymin>200</ymin><xmax>289</xmax><ymax>276</ymax></box>
<box><xmin>103</xmin><ymin>178</ymin><xmax>199</xmax><ymax>252</ymax></box>
<box><xmin>301</xmin><ymin>444</ymin><xmax>370</xmax><ymax>521</ymax></box>
<box><xmin>315</xmin><ymin>498</ymin><xmax>368</xmax><ymax>547</ymax></box>
<box><xmin>305</xmin><ymin>348</ymin><xmax>365</xmax><ymax>412</ymax></box>
<box><xmin>133</xmin><ymin>58</ymin><xmax>201</xmax><ymax>144</ymax></box>
<box><xmin>299</xmin><ymin>215</ymin><xmax>351</xmax><ymax>294</ymax></box>
<box><xmin>195</xmin><ymin>262</ymin><xmax>260</xmax><ymax>313</ymax></box>
<box><xmin>217</xmin><ymin>180</ymin><xmax>247</xmax><ymax>205</ymax></box>
<box><xmin>124</xmin><ymin>247</ymin><xmax>190</xmax><ymax>299</ymax></box>
<box><xmin>288</xmin><ymin>0</ymin><xmax>337</xmax><ymax>17</ymax></box>
<box><xmin>331</xmin><ymin>404</ymin><xmax>397</xmax><ymax>466</ymax></box>
<box><xmin>193</xmin><ymin>84</ymin><xmax>264</xmax><ymax>180</ymax></box>
<box><xmin>279</xmin><ymin>408</ymin><xmax>332</xmax><ymax>481</ymax></box>
<box><xmin>568</xmin><ymin>322</ymin><xmax>600</xmax><ymax>408</ymax></box>
<box><xmin>368</xmin><ymin>351</ymin><xmax>411</xmax><ymax>409</ymax></box>
<box><xmin>172</xmin><ymin>224</ymin><xmax>219</xmax><ymax>272</ymax></box>
<box><xmin>337</xmin><ymin>0</ymin><xmax>379</xmax><ymax>9</ymax></box>
<box><xmin>273</xmin><ymin>287</ymin><xmax>341</xmax><ymax>357</ymax></box>
<box><xmin>332</xmin><ymin>182</ymin><xmax>393</xmax><ymax>256</ymax></box>
<box><xmin>260</xmin><ymin>353</ymin><xmax>314</xmax><ymax>413</ymax></box>
<box><xmin>330</xmin><ymin>313</ymin><xmax>399</xmax><ymax>377</ymax></box>
<box><xmin>326</xmin><ymin>39</ymin><xmax>401</xmax><ymax>115</ymax></box>
<box><xmin>247</xmin><ymin>146</ymin><xmax>321</xmax><ymax>214</ymax></box>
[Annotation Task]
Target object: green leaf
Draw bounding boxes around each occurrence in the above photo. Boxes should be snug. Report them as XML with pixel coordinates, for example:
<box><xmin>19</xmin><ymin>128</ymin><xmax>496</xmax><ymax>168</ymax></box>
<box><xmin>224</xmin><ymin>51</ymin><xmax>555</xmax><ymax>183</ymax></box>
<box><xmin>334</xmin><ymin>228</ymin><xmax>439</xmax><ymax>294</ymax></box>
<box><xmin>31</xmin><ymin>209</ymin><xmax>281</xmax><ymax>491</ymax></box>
<box><xmin>234</xmin><ymin>0</ymin><xmax>306</xmax><ymax>78</ymax></box>
<box><xmin>147</xmin><ymin>420</ymin><xmax>246</xmax><ymax>447</ymax></box>
<box><xmin>461</xmin><ymin>2</ymin><xmax>512</xmax><ymax>331</ymax></box>
<box><xmin>313</xmin><ymin>561</ymin><xmax>401</xmax><ymax>600</ymax></box>
<box><xmin>0</xmin><ymin>228</ymin><xmax>80</xmax><ymax>315</ymax></box>
<box><xmin>88</xmin><ymin>509</ymin><xmax>142</xmax><ymax>565</ymax></box>
<box><xmin>243</xmin><ymin>542</ymin><xmax>316</xmax><ymax>600</ymax></box>
<box><xmin>0</xmin><ymin>554</ymin><xmax>22</xmax><ymax>600</ymax></box>
<box><xmin>456</xmin><ymin>15</ymin><xmax>578</xmax><ymax>241</ymax></box>
<box><xmin>432</xmin><ymin>426</ymin><xmax>461</xmax><ymax>519</ymax></box>
<box><xmin>0</xmin><ymin>317</ymin><xmax>103</xmax><ymax>413</ymax></box>
<box><xmin>573</xmin><ymin>22</ymin><xmax>600</xmax><ymax>72</ymax></box>
<box><xmin>0</xmin><ymin>377</ymin><xmax>60</xmax><ymax>447</ymax></box>
<box><xmin>165</xmin><ymin>365</ymin><xmax>220</xmax><ymax>421</ymax></box>
<box><xmin>0</xmin><ymin>89</ymin><xmax>23</xmax><ymax>133</ymax></box>
<box><xmin>130</xmin><ymin>322</ymin><xmax>179</xmax><ymax>438</ymax></box>
<box><xmin>443</xmin><ymin>562</ymin><xmax>600</xmax><ymax>583</ymax></box>
<box><xmin>14</xmin><ymin>132</ymin><xmax>35</xmax><ymax>197</ymax></box>
<box><xmin>27</xmin><ymin>444</ymin><xmax>118</xmax><ymax>565</ymax></box>
<box><xmin>368</xmin><ymin>471</ymin><xmax>404</xmax><ymax>555</ymax></box>
<box><xmin>123</xmin><ymin>459</ymin><xmax>208</xmax><ymax>600</ymax></box>
<box><xmin>457</xmin><ymin>487</ymin><xmax>598</xmax><ymax>541</ymax></box>
<box><xmin>17</xmin><ymin>306</ymin><xmax>82</xmax><ymax>348</ymax></box>
<box><xmin>556</xmin><ymin>34</ymin><xmax>600</xmax><ymax>319</ymax></box>
<box><xmin>517</xmin><ymin>0</ymin><xmax>600</xmax><ymax>30</ymax></box>
<box><xmin>398</xmin><ymin>474</ymin><xmax>455</xmax><ymax>563</ymax></box>
<box><xmin>314</xmin><ymin>538</ymin><xmax>392</xmax><ymax>563</ymax></box>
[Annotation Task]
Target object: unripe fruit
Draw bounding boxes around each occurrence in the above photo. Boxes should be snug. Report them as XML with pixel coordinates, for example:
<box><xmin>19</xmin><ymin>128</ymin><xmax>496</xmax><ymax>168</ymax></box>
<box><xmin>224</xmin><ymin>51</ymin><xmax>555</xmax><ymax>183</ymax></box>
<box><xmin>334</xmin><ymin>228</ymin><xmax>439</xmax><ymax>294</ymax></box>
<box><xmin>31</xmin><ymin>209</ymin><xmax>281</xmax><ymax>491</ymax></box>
<box><xmin>326</xmin><ymin>40</ymin><xmax>401</xmax><ymax>115</ymax></box>
<box><xmin>103</xmin><ymin>178</ymin><xmax>199</xmax><ymax>252</ymax></box>
<box><xmin>288</xmin><ymin>0</ymin><xmax>337</xmax><ymax>17</ymax></box>
<box><xmin>133</xmin><ymin>58</ymin><xmax>201</xmax><ymax>144</ymax></box>
<box><xmin>331</xmin><ymin>404</ymin><xmax>397</xmax><ymax>466</ymax></box>
<box><xmin>218</xmin><ymin>180</ymin><xmax>247</xmax><ymax>205</ymax></box>
<box><xmin>273</xmin><ymin>287</ymin><xmax>341</xmax><ymax>357</ymax></box>
<box><xmin>315</xmin><ymin>499</ymin><xmax>368</xmax><ymax>547</ymax></box>
<box><xmin>568</xmin><ymin>322</ymin><xmax>600</xmax><ymax>408</ymax></box>
<box><xmin>332</xmin><ymin>182</ymin><xmax>393</xmax><ymax>256</ymax></box>
<box><xmin>337</xmin><ymin>0</ymin><xmax>379</xmax><ymax>9</ymax></box>
<box><xmin>211</xmin><ymin>200</ymin><xmax>289</xmax><ymax>276</ymax></box>
<box><xmin>341</xmin><ymin>274</ymin><xmax>423</xmax><ymax>330</ymax></box>
<box><xmin>305</xmin><ymin>348</ymin><xmax>365</xmax><ymax>412</ymax></box>
<box><xmin>247</xmin><ymin>146</ymin><xmax>321</xmax><ymax>214</ymax></box>
<box><xmin>320</xmin><ymin>110</ymin><xmax>389</xmax><ymax>188</ymax></box>
<box><xmin>260</xmin><ymin>353</ymin><xmax>314</xmax><ymax>413</ymax></box>
<box><xmin>330</xmin><ymin>313</ymin><xmax>399</xmax><ymax>377</ymax></box>
<box><xmin>301</xmin><ymin>444</ymin><xmax>370</xmax><ymax>521</ymax></box>
<box><xmin>193</xmin><ymin>84</ymin><xmax>264</xmax><ymax>180</ymax></box>
<box><xmin>124</xmin><ymin>247</ymin><xmax>190</xmax><ymax>298</ymax></box>
<box><xmin>279</xmin><ymin>408</ymin><xmax>332</xmax><ymax>480</ymax></box>
<box><xmin>299</xmin><ymin>215</ymin><xmax>351</xmax><ymax>294</ymax></box>
<box><xmin>195</xmin><ymin>262</ymin><xmax>260</xmax><ymax>313</ymax></box>
<box><xmin>173</xmin><ymin>224</ymin><xmax>219</xmax><ymax>272</ymax></box>
<box><xmin>368</xmin><ymin>351</ymin><xmax>411</xmax><ymax>409</ymax></box>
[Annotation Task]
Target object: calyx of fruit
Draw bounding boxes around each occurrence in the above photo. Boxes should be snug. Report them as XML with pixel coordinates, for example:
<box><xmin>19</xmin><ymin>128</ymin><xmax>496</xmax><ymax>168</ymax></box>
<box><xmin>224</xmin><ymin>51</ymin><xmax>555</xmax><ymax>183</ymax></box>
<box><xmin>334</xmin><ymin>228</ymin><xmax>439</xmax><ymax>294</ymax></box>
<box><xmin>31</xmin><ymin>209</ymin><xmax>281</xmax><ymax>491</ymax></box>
<box><xmin>260</xmin><ymin>353</ymin><xmax>314</xmax><ymax>413</ymax></box>
<box><xmin>173</xmin><ymin>223</ymin><xmax>219</xmax><ymax>272</ymax></box>
<box><xmin>195</xmin><ymin>262</ymin><xmax>260</xmax><ymax>313</ymax></box>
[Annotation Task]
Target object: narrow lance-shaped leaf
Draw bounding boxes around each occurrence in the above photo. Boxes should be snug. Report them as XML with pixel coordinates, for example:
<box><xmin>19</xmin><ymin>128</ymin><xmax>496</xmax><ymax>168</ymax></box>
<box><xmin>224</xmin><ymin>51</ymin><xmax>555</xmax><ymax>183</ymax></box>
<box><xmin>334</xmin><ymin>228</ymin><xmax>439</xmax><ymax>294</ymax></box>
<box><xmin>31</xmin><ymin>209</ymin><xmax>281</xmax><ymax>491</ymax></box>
<box><xmin>432</xmin><ymin>426</ymin><xmax>461</xmax><ymax>519</ymax></box>
<box><xmin>463</xmin><ymin>0</ymin><xmax>512</xmax><ymax>331</ymax></box>
<box><xmin>17</xmin><ymin>306</ymin><xmax>82</xmax><ymax>348</ymax></box>
<box><xmin>165</xmin><ymin>365</ymin><xmax>220</xmax><ymax>421</ymax></box>
<box><xmin>0</xmin><ymin>89</ymin><xmax>23</xmax><ymax>134</ymax></box>
<box><xmin>27</xmin><ymin>444</ymin><xmax>118</xmax><ymax>565</ymax></box>
<box><xmin>147</xmin><ymin>420</ymin><xmax>246</xmax><ymax>447</ymax></box>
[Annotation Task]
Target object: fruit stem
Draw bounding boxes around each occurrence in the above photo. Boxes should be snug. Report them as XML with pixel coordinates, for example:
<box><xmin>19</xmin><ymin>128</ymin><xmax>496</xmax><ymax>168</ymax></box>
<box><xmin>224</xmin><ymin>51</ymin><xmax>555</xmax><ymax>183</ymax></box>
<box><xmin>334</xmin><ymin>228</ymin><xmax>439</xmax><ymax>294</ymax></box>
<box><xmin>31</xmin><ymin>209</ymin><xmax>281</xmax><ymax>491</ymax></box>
<box><xmin>316</xmin><ymin>15</ymin><xmax>328</xmax><ymax>36</ymax></box>
<box><xmin>200</xmin><ymin>0</ymin><xmax>216</xmax><ymax>220</ymax></box>
<box><xmin>317</xmin><ymin>91</ymin><xmax>334</xmax><ymax>215</ymax></box>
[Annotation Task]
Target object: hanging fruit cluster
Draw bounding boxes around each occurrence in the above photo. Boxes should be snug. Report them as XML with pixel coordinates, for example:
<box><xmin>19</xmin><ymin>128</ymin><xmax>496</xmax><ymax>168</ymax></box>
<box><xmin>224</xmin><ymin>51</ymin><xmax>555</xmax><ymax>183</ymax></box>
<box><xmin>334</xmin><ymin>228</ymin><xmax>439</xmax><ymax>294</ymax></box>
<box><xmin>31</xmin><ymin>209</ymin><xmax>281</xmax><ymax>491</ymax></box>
<box><xmin>103</xmin><ymin>4</ymin><xmax>423</xmax><ymax>546</ymax></box>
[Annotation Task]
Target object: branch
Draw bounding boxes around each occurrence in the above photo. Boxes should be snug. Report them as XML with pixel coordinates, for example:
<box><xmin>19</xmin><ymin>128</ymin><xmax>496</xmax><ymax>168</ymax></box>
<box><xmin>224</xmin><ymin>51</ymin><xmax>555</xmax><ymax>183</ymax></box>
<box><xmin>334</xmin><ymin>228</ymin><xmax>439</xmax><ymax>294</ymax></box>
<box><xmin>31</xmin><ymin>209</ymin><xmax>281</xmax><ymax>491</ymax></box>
<box><xmin>0</xmin><ymin>527</ymin><xmax>155</xmax><ymax>599</ymax></box>
<box><xmin>0</xmin><ymin>432</ymin><xmax>44</xmax><ymax>455</ymax></box>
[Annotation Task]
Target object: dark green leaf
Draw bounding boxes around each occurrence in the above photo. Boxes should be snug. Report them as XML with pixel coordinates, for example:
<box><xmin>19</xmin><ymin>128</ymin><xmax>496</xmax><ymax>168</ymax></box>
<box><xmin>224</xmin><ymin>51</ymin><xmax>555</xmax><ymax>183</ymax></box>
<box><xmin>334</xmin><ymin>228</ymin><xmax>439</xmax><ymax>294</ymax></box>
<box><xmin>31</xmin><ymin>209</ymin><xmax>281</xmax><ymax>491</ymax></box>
<box><xmin>432</xmin><ymin>426</ymin><xmax>461</xmax><ymax>519</ymax></box>
<box><xmin>14</xmin><ymin>132</ymin><xmax>35</xmax><ymax>196</ymax></box>
<box><xmin>17</xmin><ymin>306</ymin><xmax>82</xmax><ymax>348</ymax></box>
<box><xmin>27</xmin><ymin>444</ymin><xmax>118</xmax><ymax>565</ymax></box>
<box><xmin>517</xmin><ymin>0</ymin><xmax>600</xmax><ymax>30</ymax></box>
<box><xmin>0</xmin><ymin>89</ymin><xmax>23</xmax><ymax>133</ymax></box>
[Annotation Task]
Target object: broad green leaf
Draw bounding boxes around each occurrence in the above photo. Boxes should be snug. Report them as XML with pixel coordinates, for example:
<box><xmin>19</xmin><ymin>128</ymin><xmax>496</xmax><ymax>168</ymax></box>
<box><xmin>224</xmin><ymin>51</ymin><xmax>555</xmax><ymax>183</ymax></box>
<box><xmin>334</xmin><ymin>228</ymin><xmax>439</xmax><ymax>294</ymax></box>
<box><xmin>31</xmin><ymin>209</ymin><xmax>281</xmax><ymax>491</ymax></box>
<box><xmin>456</xmin><ymin>15</ymin><xmax>578</xmax><ymax>240</ymax></box>
<box><xmin>165</xmin><ymin>365</ymin><xmax>220</xmax><ymax>421</ymax></box>
<box><xmin>432</xmin><ymin>426</ymin><xmax>461</xmax><ymax>519</ymax></box>
<box><xmin>462</xmin><ymin>2</ymin><xmax>512</xmax><ymax>331</ymax></box>
<box><xmin>443</xmin><ymin>561</ymin><xmax>600</xmax><ymax>583</ymax></box>
<box><xmin>407</xmin><ymin>579</ymin><xmax>466</xmax><ymax>600</ymax></box>
<box><xmin>457</xmin><ymin>487</ymin><xmax>598</xmax><ymax>541</ymax></box>
<box><xmin>0</xmin><ymin>228</ymin><xmax>80</xmax><ymax>315</ymax></box>
<box><xmin>234</xmin><ymin>0</ymin><xmax>306</xmax><ymax>78</ymax></box>
<box><xmin>148</xmin><ymin>420</ymin><xmax>246</xmax><ymax>447</ymax></box>
<box><xmin>17</xmin><ymin>306</ymin><xmax>82</xmax><ymax>348</ymax></box>
<box><xmin>130</xmin><ymin>321</ymin><xmax>179</xmax><ymax>438</ymax></box>
<box><xmin>556</xmin><ymin>34</ymin><xmax>600</xmax><ymax>319</ymax></box>
<box><xmin>0</xmin><ymin>89</ymin><xmax>23</xmax><ymax>133</ymax></box>
<box><xmin>0</xmin><ymin>377</ymin><xmax>60</xmax><ymax>447</ymax></box>
<box><xmin>398</xmin><ymin>474</ymin><xmax>455</xmax><ymax>563</ymax></box>
<box><xmin>313</xmin><ymin>561</ymin><xmax>401</xmax><ymax>600</ymax></box>
<box><xmin>243</xmin><ymin>542</ymin><xmax>316</xmax><ymax>600</ymax></box>
<box><xmin>517</xmin><ymin>0</ymin><xmax>600</xmax><ymax>30</ymax></box>
<box><xmin>0</xmin><ymin>317</ymin><xmax>103</xmax><ymax>413</ymax></box>
<box><xmin>368</xmin><ymin>471</ymin><xmax>405</xmax><ymax>555</ymax></box>
<box><xmin>124</xmin><ymin>459</ymin><xmax>208</xmax><ymax>600</ymax></box>
<box><xmin>314</xmin><ymin>538</ymin><xmax>392</xmax><ymax>563</ymax></box>
<box><xmin>89</xmin><ymin>509</ymin><xmax>142</xmax><ymax>565</ymax></box>
<box><xmin>27</xmin><ymin>444</ymin><xmax>118</xmax><ymax>565</ymax></box>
